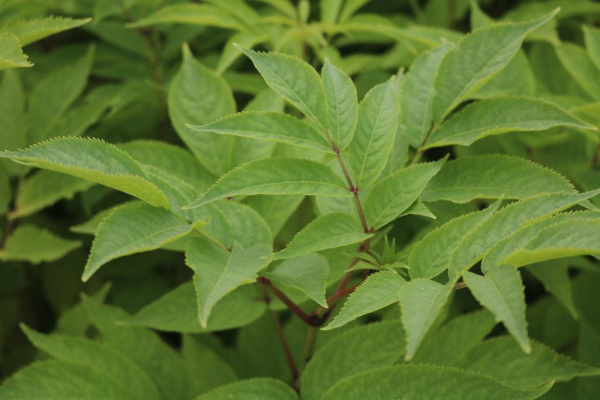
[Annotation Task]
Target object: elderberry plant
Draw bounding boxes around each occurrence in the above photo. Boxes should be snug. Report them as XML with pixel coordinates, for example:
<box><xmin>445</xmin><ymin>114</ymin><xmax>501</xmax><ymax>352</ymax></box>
<box><xmin>2</xmin><ymin>1</ymin><xmax>600</xmax><ymax>399</ymax></box>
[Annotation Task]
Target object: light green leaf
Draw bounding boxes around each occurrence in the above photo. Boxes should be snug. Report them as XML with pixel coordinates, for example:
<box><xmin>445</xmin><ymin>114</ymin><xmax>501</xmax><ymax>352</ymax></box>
<box><xmin>527</xmin><ymin>261</ymin><xmax>578</xmax><ymax>319</ymax></box>
<box><xmin>322</xmin><ymin>59</ymin><xmax>358</xmax><ymax>150</ymax></box>
<box><xmin>412</xmin><ymin>309</ymin><xmax>497</xmax><ymax>365</ymax></box>
<box><xmin>454</xmin><ymin>336</ymin><xmax>600</xmax><ymax>389</ymax></box>
<box><xmin>0</xmin><ymin>33</ymin><xmax>31</xmax><ymax>70</ymax></box>
<box><xmin>583</xmin><ymin>25</ymin><xmax>600</xmax><ymax>73</ymax></box>
<box><xmin>505</xmin><ymin>219</ymin><xmax>600</xmax><ymax>267</ymax></box>
<box><xmin>482</xmin><ymin>211</ymin><xmax>600</xmax><ymax>272</ymax></box>
<box><xmin>409</xmin><ymin>201</ymin><xmax>500</xmax><ymax>279</ymax></box>
<box><xmin>401</xmin><ymin>41</ymin><xmax>453</xmax><ymax>148</ymax></box>
<box><xmin>339</xmin><ymin>0</ymin><xmax>371</xmax><ymax>22</ymax></box>
<box><xmin>421</xmin><ymin>155</ymin><xmax>576</xmax><ymax>203</ymax></box>
<box><xmin>189</xmin><ymin>111</ymin><xmax>333</xmax><ymax>153</ymax></box>
<box><xmin>364</xmin><ymin>157</ymin><xmax>445</xmax><ymax>230</ymax></box>
<box><xmin>323</xmin><ymin>271</ymin><xmax>405</xmax><ymax>330</ymax></box>
<box><xmin>302</xmin><ymin>322</ymin><xmax>405</xmax><ymax>400</ymax></box>
<box><xmin>82</xmin><ymin>298</ymin><xmax>199</xmax><ymax>400</ymax></box>
<box><xmin>464</xmin><ymin>264</ymin><xmax>530</xmax><ymax>353</ymax></box>
<box><xmin>274</xmin><ymin>212</ymin><xmax>372</xmax><ymax>260</ymax></box>
<box><xmin>185</xmin><ymin>157</ymin><xmax>351</xmax><ymax>209</ymax></box>
<box><xmin>127</xmin><ymin>282</ymin><xmax>266</xmax><ymax>333</ymax></box>
<box><xmin>48</xmin><ymin>100</ymin><xmax>109</xmax><ymax>141</ymax></box>
<box><xmin>129</xmin><ymin>4</ymin><xmax>244</xmax><ymax>30</ymax></box>
<box><xmin>321</xmin><ymin>0</ymin><xmax>342</xmax><ymax>23</ymax></box>
<box><xmin>168</xmin><ymin>45</ymin><xmax>236</xmax><ymax>177</ymax></box>
<box><xmin>1</xmin><ymin>17</ymin><xmax>90</xmax><ymax>46</ymax></box>
<box><xmin>20</xmin><ymin>325</ymin><xmax>160</xmax><ymax>400</ymax></box>
<box><xmin>555</xmin><ymin>43</ymin><xmax>600</xmax><ymax>102</ymax></box>
<box><xmin>215</xmin><ymin>200</ymin><xmax>272</xmax><ymax>248</ymax></box>
<box><xmin>83</xmin><ymin>203</ymin><xmax>197</xmax><ymax>281</ymax></box>
<box><xmin>12</xmin><ymin>171</ymin><xmax>93</xmax><ymax>219</ymax></box>
<box><xmin>186</xmin><ymin>237</ymin><xmax>272</xmax><ymax>327</ymax></box>
<box><xmin>0</xmin><ymin>360</ymin><xmax>136</xmax><ymax>399</ymax></box>
<box><xmin>348</xmin><ymin>78</ymin><xmax>399</xmax><ymax>189</ymax></box>
<box><xmin>216</xmin><ymin>32</ymin><xmax>267</xmax><ymax>75</ymax></box>
<box><xmin>70</xmin><ymin>206</ymin><xmax>118</xmax><ymax>235</ymax></box>
<box><xmin>237</xmin><ymin>46</ymin><xmax>329</xmax><ymax>131</ymax></box>
<box><xmin>0</xmin><ymin>137</ymin><xmax>170</xmax><ymax>209</ymax></box>
<box><xmin>471</xmin><ymin>50</ymin><xmax>536</xmax><ymax>99</ymax></box>
<box><xmin>321</xmin><ymin>364</ymin><xmax>552</xmax><ymax>400</ymax></box>
<box><xmin>0</xmin><ymin>225</ymin><xmax>80</xmax><ymax>264</ymax></box>
<box><xmin>399</xmin><ymin>278</ymin><xmax>455</xmax><ymax>361</ymax></box>
<box><xmin>426</xmin><ymin>97</ymin><xmax>595</xmax><ymax>148</ymax></box>
<box><xmin>262</xmin><ymin>254</ymin><xmax>329</xmax><ymax>307</ymax></box>
<box><xmin>449</xmin><ymin>191</ymin><xmax>600</xmax><ymax>276</ymax></box>
<box><xmin>28</xmin><ymin>47</ymin><xmax>94</xmax><ymax>143</ymax></box>
<box><xmin>432</xmin><ymin>11</ymin><xmax>558</xmax><ymax>123</ymax></box>
<box><xmin>246</xmin><ymin>195</ymin><xmax>305</xmax><ymax>237</ymax></box>
<box><xmin>119</xmin><ymin>140</ymin><xmax>213</xmax><ymax>190</ymax></box>
<box><xmin>196</xmin><ymin>378</ymin><xmax>298</xmax><ymax>400</ymax></box>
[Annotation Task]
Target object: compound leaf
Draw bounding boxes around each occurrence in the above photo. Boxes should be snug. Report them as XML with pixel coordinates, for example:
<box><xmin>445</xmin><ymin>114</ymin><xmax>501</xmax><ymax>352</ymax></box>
<box><xmin>322</xmin><ymin>59</ymin><xmax>358</xmax><ymax>150</ymax></box>
<box><xmin>274</xmin><ymin>212</ymin><xmax>372</xmax><ymax>260</ymax></box>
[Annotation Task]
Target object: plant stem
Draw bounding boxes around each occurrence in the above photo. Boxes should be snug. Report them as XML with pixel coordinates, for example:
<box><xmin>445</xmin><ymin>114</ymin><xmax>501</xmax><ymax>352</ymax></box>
<box><xmin>260</xmin><ymin>285</ymin><xmax>299</xmax><ymax>384</ymax></box>
<box><xmin>333</xmin><ymin>149</ymin><xmax>370</xmax><ymax>233</ymax></box>
<box><xmin>301</xmin><ymin>326</ymin><xmax>318</xmax><ymax>371</ymax></box>
<box><xmin>259</xmin><ymin>277</ymin><xmax>320</xmax><ymax>326</ymax></box>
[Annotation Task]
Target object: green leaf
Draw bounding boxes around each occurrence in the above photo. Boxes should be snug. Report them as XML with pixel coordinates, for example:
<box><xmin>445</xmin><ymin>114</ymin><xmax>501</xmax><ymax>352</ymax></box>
<box><xmin>320</xmin><ymin>364</ymin><xmax>552</xmax><ymax>400</ymax></box>
<box><xmin>216</xmin><ymin>32</ymin><xmax>267</xmax><ymax>75</ymax></box>
<box><xmin>426</xmin><ymin>97</ymin><xmax>595</xmax><ymax>148</ymax></box>
<box><xmin>0</xmin><ymin>225</ymin><xmax>80</xmax><ymax>264</ymax></box>
<box><xmin>262</xmin><ymin>254</ymin><xmax>329</xmax><ymax>307</ymax></box>
<box><xmin>186</xmin><ymin>237</ymin><xmax>272</xmax><ymax>327</ymax></box>
<box><xmin>364</xmin><ymin>157</ymin><xmax>445</xmax><ymax>230</ymax></box>
<box><xmin>196</xmin><ymin>378</ymin><xmax>298</xmax><ymax>400</ymax></box>
<box><xmin>20</xmin><ymin>325</ymin><xmax>160</xmax><ymax>400</ymax></box>
<box><xmin>0</xmin><ymin>33</ymin><xmax>31</xmax><ymax>70</ymax></box>
<box><xmin>401</xmin><ymin>41</ymin><xmax>453</xmax><ymax>148</ymax></box>
<box><xmin>0</xmin><ymin>137</ymin><xmax>171</xmax><ymax>209</ymax></box>
<box><xmin>322</xmin><ymin>58</ymin><xmax>358</xmax><ymax>150</ymax></box>
<box><xmin>348</xmin><ymin>78</ymin><xmax>399</xmax><ymax>189</ymax></box>
<box><xmin>482</xmin><ymin>211</ymin><xmax>600</xmax><ymax>272</ymax></box>
<box><xmin>505</xmin><ymin>219</ymin><xmax>600</xmax><ymax>267</ymax></box>
<box><xmin>302</xmin><ymin>322</ymin><xmax>405</xmax><ymax>400</ymax></box>
<box><xmin>527</xmin><ymin>261</ymin><xmax>578</xmax><ymax>319</ymax></box>
<box><xmin>185</xmin><ymin>157</ymin><xmax>351</xmax><ymax>209</ymax></box>
<box><xmin>70</xmin><ymin>206</ymin><xmax>115</xmax><ymax>235</ymax></box>
<box><xmin>323</xmin><ymin>271</ymin><xmax>405</xmax><ymax>330</ymax></box>
<box><xmin>399</xmin><ymin>278</ymin><xmax>455</xmax><ymax>361</ymax></box>
<box><xmin>274</xmin><ymin>212</ymin><xmax>372</xmax><ymax>260</ymax></box>
<box><xmin>129</xmin><ymin>4</ymin><xmax>245</xmax><ymax>30</ymax></box>
<box><xmin>237</xmin><ymin>46</ymin><xmax>329</xmax><ymax>131</ymax></box>
<box><xmin>119</xmin><ymin>140</ymin><xmax>213</xmax><ymax>190</ymax></box>
<box><xmin>464</xmin><ymin>264</ymin><xmax>530</xmax><ymax>353</ymax></box>
<box><xmin>432</xmin><ymin>11</ymin><xmax>558</xmax><ymax>123</ymax></box>
<box><xmin>1</xmin><ymin>17</ymin><xmax>90</xmax><ymax>46</ymax></box>
<box><xmin>168</xmin><ymin>45</ymin><xmax>236</xmax><ymax>177</ymax></box>
<box><xmin>127</xmin><ymin>282</ymin><xmax>266</xmax><ymax>333</ymax></box>
<box><xmin>189</xmin><ymin>111</ymin><xmax>333</xmax><ymax>153</ymax></box>
<box><xmin>83</xmin><ymin>203</ymin><xmax>197</xmax><ymax>281</ymax></box>
<box><xmin>215</xmin><ymin>200</ymin><xmax>272</xmax><ymax>248</ymax></box>
<box><xmin>0</xmin><ymin>360</ymin><xmax>136</xmax><ymax>399</ymax></box>
<box><xmin>12</xmin><ymin>171</ymin><xmax>93</xmax><ymax>219</ymax></box>
<box><xmin>412</xmin><ymin>309</ymin><xmax>497</xmax><ymax>365</ymax></box>
<box><xmin>182</xmin><ymin>335</ymin><xmax>237</xmax><ymax>396</ymax></box>
<box><xmin>471</xmin><ymin>50</ymin><xmax>536</xmax><ymax>99</ymax></box>
<box><xmin>421</xmin><ymin>155</ymin><xmax>577</xmax><ymax>203</ymax></box>
<box><xmin>321</xmin><ymin>0</ymin><xmax>342</xmax><ymax>23</ymax></box>
<box><xmin>0</xmin><ymin>167</ymin><xmax>11</xmax><ymax>216</ymax></box>
<box><xmin>555</xmin><ymin>43</ymin><xmax>600</xmax><ymax>102</ymax></box>
<box><xmin>454</xmin><ymin>336</ymin><xmax>600</xmax><ymax>389</ymax></box>
<box><xmin>247</xmin><ymin>195</ymin><xmax>305</xmax><ymax>237</ymax></box>
<box><xmin>409</xmin><ymin>201</ymin><xmax>500</xmax><ymax>279</ymax></box>
<box><xmin>82</xmin><ymin>298</ymin><xmax>199</xmax><ymax>400</ymax></box>
<box><xmin>28</xmin><ymin>47</ymin><xmax>94</xmax><ymax>143</ymax></box>
<box><xmin>0</xmin><ymin>69</ymin><xmax>25</xmax><ymax>174</ymax></box>
<box><xmin>448</xmin><ymin>191</ymin><xmax>600</xmax><ymax>276</ymax></box>
<box><xmin>583</xmin><ymin>25</ymin><xmax>600</xmax><ymax>73</ymax></box>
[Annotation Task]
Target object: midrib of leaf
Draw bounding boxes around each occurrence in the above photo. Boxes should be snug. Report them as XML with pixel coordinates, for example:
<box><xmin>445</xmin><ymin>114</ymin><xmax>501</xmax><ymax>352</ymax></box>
<box><xmin>259</xmin><ymin>59</ymin><xmax>326</xmax><ymax>131</ymax></box>
<box><xmin>357</xmin><ymin>94</ymin><xmax>386</xmax><ymax>188</ymax></box>
<box><xmin>330</xmin><ymin>76</ymin><xmax>342</xmax><ymax>146</ymax></box>
<box><xmin>219</xmin><ymin>180</ymin><xmax>348</xmax><ymax>192</ymax></box>
<box><xmin>423</xmin><ymin>187</ymin><xmax>560</xmax><ymax>196</ymax></box>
